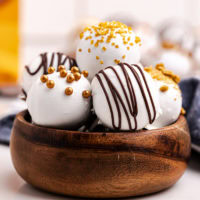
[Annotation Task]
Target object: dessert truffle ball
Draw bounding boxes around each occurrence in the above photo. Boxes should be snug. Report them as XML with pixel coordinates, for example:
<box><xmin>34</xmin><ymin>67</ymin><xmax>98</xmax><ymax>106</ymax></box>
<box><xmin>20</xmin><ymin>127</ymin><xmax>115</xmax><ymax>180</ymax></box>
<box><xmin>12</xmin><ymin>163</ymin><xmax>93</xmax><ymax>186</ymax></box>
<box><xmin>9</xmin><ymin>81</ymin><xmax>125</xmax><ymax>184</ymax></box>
<box><xmin>27</xmin><ymin>67</ymin><xmax>91</xmax><ymax>129</ymax></box>
<box><xmin>91</xmin><ymin>63</ymin><xmax>161</xmax><ymax>131</ymax></box>
<box><xmin>145</xmin><ymin>64</ymin><xmax>182</xmax><ymax>129</ymax></box>
<box><xmin>76</xmin><ymin>21</ymin><xmax>142</xmax><ymax>80</ymax></box>
<box><xmin>159</xmin><ymin>20</ymin><xmax>195</xmax><ymax>53</ymax></box>
<box><xmin>22</xmin><ymin>52</ymin><xmax>77</xmax><ymax>97</ymax></box>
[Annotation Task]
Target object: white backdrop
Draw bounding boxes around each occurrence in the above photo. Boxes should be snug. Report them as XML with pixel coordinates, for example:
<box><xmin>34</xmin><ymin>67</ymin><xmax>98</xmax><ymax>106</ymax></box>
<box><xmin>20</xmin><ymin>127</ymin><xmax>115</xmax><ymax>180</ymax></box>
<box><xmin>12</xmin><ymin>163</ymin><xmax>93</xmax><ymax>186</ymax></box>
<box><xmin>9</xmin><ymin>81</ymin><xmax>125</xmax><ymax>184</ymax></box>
<box><xmin>19</xmin><ymin>0</ymin><xmax>200</xmax><ymax>69</ymax></box>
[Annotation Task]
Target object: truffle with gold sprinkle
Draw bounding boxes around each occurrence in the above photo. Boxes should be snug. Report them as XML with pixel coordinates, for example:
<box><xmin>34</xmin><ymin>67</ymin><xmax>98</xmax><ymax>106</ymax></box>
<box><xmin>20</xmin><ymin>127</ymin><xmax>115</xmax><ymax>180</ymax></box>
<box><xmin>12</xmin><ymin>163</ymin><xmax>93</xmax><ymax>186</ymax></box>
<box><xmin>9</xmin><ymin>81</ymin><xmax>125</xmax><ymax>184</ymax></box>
<box><xmin>76</xmin><ymin>21</ymin><xmax>142</xmax><ymax>80</ymax></box>
<box><xmin>145</xmin><ymin>63</ymin><xmax>182</xmax><ymax>129</ymax></box>
<box><xmin>26</xmin><ymin>66</ymin><xmax>91</xmax><ymax>129</ymax></box>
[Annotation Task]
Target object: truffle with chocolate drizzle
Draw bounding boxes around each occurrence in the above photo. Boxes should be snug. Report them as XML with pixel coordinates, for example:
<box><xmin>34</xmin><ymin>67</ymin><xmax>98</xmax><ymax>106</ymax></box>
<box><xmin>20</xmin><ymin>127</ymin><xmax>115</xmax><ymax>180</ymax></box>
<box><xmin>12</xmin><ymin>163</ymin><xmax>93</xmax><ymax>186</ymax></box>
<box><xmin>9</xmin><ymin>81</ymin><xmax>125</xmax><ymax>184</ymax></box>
<box><xmin>91</xmin><ymin>63</ymin><xmax>161</xmax><ymax>131</ymax></box>
<box><xmin>22</xmin><ymin>52</ymin><xmax>77</xmax><ymax>99</ymax></box>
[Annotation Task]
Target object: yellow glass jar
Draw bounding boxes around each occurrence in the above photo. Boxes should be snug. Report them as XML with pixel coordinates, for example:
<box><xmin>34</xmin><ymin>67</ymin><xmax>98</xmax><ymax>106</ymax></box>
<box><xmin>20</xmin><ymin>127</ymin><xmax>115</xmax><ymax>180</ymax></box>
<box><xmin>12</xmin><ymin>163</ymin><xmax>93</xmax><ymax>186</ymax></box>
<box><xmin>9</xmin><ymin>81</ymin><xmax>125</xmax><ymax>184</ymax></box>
<box><xmin>0</xmin><ymin>0</ymin><xmax>18</xmax><ymax>86</ymax></box>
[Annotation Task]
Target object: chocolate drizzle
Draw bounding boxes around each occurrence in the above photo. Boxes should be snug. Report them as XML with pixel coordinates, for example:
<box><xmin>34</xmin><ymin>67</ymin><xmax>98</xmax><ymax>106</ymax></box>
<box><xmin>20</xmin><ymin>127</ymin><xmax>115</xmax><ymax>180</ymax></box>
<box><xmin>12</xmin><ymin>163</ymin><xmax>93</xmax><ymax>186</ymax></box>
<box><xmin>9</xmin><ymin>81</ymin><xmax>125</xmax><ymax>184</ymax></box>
<box><xmin>25</xmin><ymin>52</ymin><xmax>77</xmax><ymax>76</ymax></box>
<box><xmin>95</xmin><ymin>63</ymin><xmax>156</xmax><ymax>130</ymax></box>
<box><xmin>21</xmin><ymin>88</ymin><xmax>27</xmax><ymax>101</ymax></box>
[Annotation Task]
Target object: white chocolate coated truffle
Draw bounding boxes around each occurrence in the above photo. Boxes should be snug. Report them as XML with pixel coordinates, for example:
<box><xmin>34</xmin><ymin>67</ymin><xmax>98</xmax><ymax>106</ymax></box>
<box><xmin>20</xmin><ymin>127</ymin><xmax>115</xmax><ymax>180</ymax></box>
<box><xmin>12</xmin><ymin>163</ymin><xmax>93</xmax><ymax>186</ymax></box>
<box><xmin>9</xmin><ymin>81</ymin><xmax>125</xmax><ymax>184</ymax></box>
<box><xmin>22</xmin><ymin>52</ymin><xmax>77</xmax><ymax>95</ymax></box>
<box><xmin>91</xmin><ymin>63</ymin><xmax>161</xmax><ymax>131</ymax></box>
<box><xmin>76</xmin><ymin>21</ymin><xmax>141</xmax><ymax>80</ymax></box>
<box><xmin>159</xmin><ymin>20</ymin><xmax>195</xmax><ymax>52</ymax></box>
<box><xmin>27</xmin><ymin>71</ymin><xmax>91</xmax><ymax>129</ymax></box>
<box><xmin>145</xmin><ymin>67</ymin><xmax>182</xmax><ymax>129</ymax></box>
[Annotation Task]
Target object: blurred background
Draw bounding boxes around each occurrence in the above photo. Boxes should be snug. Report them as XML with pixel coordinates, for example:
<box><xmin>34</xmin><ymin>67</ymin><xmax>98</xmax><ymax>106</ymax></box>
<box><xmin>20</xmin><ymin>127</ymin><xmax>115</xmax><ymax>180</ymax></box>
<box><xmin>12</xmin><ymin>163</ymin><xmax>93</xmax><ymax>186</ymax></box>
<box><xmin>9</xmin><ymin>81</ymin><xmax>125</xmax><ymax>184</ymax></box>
<box><xmin>1</xmin><ymin>0</ymin><xmax>200</xmax><ymax>116</ymax></box>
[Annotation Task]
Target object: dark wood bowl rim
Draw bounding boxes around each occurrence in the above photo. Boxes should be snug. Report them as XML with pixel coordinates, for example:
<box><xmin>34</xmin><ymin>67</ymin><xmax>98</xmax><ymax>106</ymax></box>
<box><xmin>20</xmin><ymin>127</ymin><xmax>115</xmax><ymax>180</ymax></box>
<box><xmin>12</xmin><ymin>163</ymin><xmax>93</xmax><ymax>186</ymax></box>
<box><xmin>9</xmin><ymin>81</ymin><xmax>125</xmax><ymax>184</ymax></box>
<box><xmin>12</xmin><ymin>110</ymin><xmax>190</xmax><ymax>162</ymax></box>
<box><xmin>16</xmin><ymin>110</ymin><xmax>184</xmax><ymax>136</ymax></box>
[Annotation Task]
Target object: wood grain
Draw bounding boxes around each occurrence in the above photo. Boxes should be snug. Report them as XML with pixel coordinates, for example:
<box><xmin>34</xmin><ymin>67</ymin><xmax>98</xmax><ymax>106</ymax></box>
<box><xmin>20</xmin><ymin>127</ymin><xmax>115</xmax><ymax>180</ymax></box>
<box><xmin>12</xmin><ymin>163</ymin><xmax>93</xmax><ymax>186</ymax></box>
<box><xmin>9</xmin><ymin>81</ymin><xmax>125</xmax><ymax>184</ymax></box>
<box><xmin>10</xmin><ymin>110</ymin><xmax>191</xmax><ymax>198</ymax></box>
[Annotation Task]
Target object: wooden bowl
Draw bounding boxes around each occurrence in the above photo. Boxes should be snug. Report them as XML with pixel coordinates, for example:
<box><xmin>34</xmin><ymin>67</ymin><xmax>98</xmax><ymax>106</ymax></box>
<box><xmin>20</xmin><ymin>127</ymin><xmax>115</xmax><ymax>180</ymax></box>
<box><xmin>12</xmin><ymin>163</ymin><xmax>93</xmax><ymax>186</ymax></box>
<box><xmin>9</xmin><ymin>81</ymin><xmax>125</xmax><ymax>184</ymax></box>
<box><xmin>10</xmin><ymin>110</ymin><xmax>191</xmax><ymax>198</ymax></box>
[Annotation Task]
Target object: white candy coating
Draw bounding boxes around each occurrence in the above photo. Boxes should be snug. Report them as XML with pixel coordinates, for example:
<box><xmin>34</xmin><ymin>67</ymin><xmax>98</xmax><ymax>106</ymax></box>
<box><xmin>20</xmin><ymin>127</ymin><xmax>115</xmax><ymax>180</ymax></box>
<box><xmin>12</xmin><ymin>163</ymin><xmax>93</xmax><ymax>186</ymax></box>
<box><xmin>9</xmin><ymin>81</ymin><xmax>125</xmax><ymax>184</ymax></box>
<box><xmin>91</xmin><ymin>64</ymin><xmax>161</xmax><ymax>130</ymax></box>
<box><xmin>146</xmin><ymin>80</ymin><xmax>182</xmax><ymax>129</ymax></box>
<box><xmin>27</xmin><ymin>71</ymin><xmax>91</xmax><ymax>129</ymax></box>
<box><xmin>22</xmin><ymin>52</ymin><xmax>74</xmax><ymax>94</ymax></box>
<box><xmin>76</xmin><ymin>22</ymin><xmax>141</xmax><ymax>80</ymax></box>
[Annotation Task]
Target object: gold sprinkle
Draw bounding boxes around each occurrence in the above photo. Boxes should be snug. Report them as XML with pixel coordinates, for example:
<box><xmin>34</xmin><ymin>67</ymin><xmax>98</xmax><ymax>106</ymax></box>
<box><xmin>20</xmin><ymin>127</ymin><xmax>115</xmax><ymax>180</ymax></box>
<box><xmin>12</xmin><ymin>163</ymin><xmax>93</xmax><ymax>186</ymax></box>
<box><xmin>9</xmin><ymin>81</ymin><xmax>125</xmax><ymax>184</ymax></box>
<box><xmin>162</xmin><ymin>41</ymin><xmax>176</xmax><ymax>49</ymax></box>
<box><xmin>88</xmin><ymin>48</ymin><xmax>91</xmax><ymax>53</ymax></box>
<box><xmin>84</xmin><ymin>27</ymin><xmax>89</xmax><ymax>32</ymax></box>
<box><xmin>81</xmin><ymin>21</ymin><xmax>135</xmax><ymax>50</ymax></box>
<box><xmin>85</xmin><ymin>36</ymin><xmax>92</xmax><ymax>40</ymax></box>
<box><xmin>102</xmin><ymin>46</ymin><xmax>107</xmax><ymax>51</ymax></box>
<box><xmin>71</xmin><ymin>66</ymin><xmax>79</xmax><ymax>74</ymax></box>
<box><xmin>74</xmin><ymin>72</ymin><xmax>81</xmax><ymax>81</ymax></box>
<box><xmin>58</xmin><ymin>65</ymin><xmax>65</xmax><ymax>72</ymax></box>
<box><xmin>40</xmin><ymin>75</ymin><xmax>48</xmax><ymax>83</ymax></box>
<box><xmin>115</xmin><ymin>45</ymin><xmax>119</xmax><ymax>48</ymax></box>
<box><xmin>127</xmin><ymin>46</ymin><xmax>130</xmax><ymax>50</ymax></box>
<box><xmin>173</xmin><ymin>75</ymin><xmax>181</xmax><ymax>84</ymax></box>
<box><xmin>78</xmin><ymin>48</ymin><xmax>82</xmax><ymax>52</ymax></box>
<box><xmin>60</xmin><ymin>69</ymin><xmax>67</xmax><ymax>78</ymax></box>
<box><xmin>160</xmin><ymin>85</ymin><xmax>169</xmax><ymax>92</ymax></box>
<box><xmin>135</xmin><ymin>36</ymin><xmax>141</xmax><ymax>43</ymax></box>
<box><xmin>181</xmin><ymin>108</ymin><xmax>186</xmax><ymax>115</ymax></box>
<box><xmin>155</xmin><ymin>63</ymin><xmax>165</xmax><ymax>70</ymax></box>
<box><xmin>99</xmin><ymin>38</ymin><xmax>104</xmax><ymax>43</ymax></box>
<box><xmin>130</xmin><ymin>42</ymin><xmax>133</xmax><ymax>46</ymax></box>
<box><xmin>94</xmin><ymin>41</ymin><xmax>99</xmax><ymax>47</ymax></box>
<box><xmin>96</xmin><ymin>56</ymin><xmax>99</xmax><ymax>60</ymax></box>
<box><xmin>128</xmin><ymin>26</ymin><xmax>132</xmax><ymax>31</ymax></box>
<box><xmin>122</xmin><ymin>55</ymin><xmax>126</xmax><ymax>59</ymax></box>
<box><xmin>82</xmin><ymin>70</ymin><xmax>89</xmax><ymax>78</ymax></box>
<box><xmin>145</xmin><ymin>64</ymin><xmax>181</xmax><ymax>87</ymax></box>
<box><xmin>106</xmin><ymin>38</ymin><xmax>111</xmax><ymax>43</ymax></box>
<box><xmin>48</xmin><ymin>67</ymin><xmax>55</xmax><ymax>74</ymax></box>
<box><xmin>65</xmin><ymin>87</ymin><xmax>73</xmax><ymax>96</ymax></box>
<box><xmin>80</xmin><ymin>32</ymin><xmax>84</xmax><ymax>39</ymax></box>
<box><xmin>114</xmin><ymin>59</ymin><xmax>120</xmax><ymax>64</ymax></box>
<box><xmin>100</xmin><ymin>60</ymin><xmax>104</xmax><ymax>64</ymax></box>
<box><xmin>82</xmin><ymin>90</ymin><xmax>91</xmax><ymax>98</ymax></box>
<box><xmin>46</xmin><ymin>80</ymin><xmax>55</xmax><ymax>89</ymax></box>
<box><xmin>67</xmin><ymin>74</ymin><xmax>75</xmax><ymax>83</ymax></box>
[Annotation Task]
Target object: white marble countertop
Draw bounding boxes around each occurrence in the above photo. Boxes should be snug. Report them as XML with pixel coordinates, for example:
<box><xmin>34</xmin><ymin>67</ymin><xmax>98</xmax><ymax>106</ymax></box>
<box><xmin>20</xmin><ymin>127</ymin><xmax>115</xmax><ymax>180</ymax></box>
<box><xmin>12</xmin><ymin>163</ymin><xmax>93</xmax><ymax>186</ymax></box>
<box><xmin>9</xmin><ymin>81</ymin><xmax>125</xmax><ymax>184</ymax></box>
<box><xmin>0</xmin><ymin>144</ymin><xmax>200</xmax><ymax>200</ymax></box>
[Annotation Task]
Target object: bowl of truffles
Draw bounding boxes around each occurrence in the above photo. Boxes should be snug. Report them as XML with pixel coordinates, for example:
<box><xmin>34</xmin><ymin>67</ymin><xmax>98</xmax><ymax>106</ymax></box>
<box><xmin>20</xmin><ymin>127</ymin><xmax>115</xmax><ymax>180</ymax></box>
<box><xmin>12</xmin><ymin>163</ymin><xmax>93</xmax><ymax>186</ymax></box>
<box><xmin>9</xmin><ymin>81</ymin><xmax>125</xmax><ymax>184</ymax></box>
<box><xmin>10</xmin><ymin>21</ymin><xmax>191</xmax><ymax>198</ymax></box>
